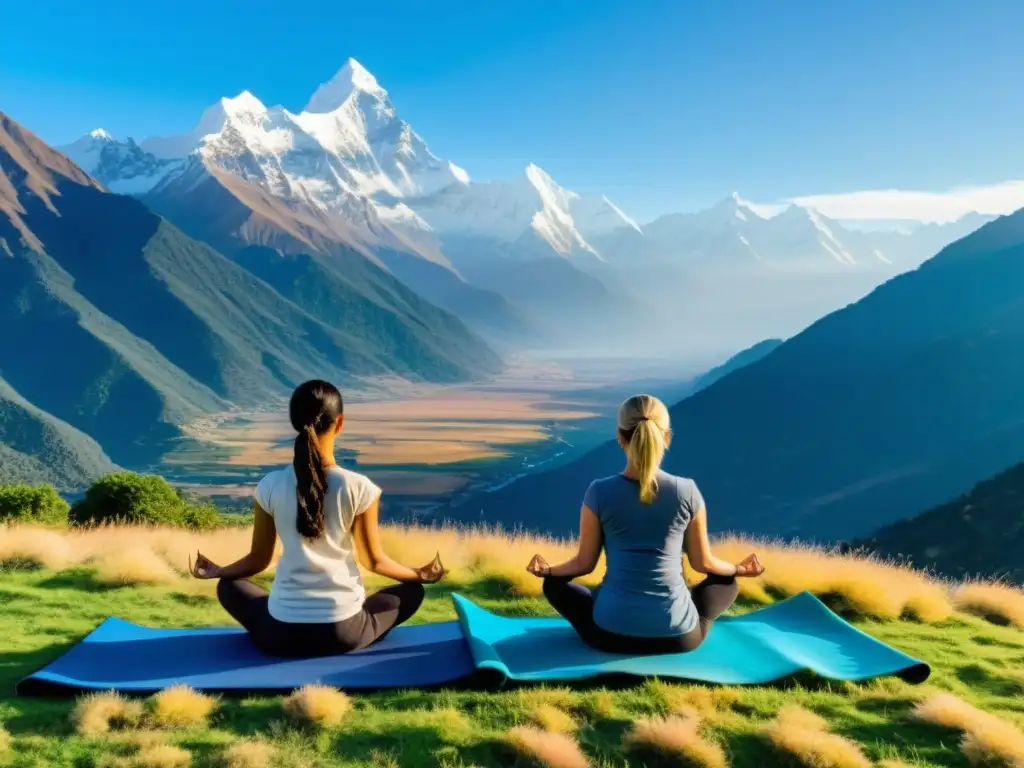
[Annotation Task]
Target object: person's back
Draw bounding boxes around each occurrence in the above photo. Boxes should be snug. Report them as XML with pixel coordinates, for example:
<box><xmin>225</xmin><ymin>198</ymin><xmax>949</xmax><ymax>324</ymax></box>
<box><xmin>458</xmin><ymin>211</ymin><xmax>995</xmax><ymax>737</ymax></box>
<box><xmin>256</xmin><ymin>464</ymin><xmax>375</xmax><ymax>623</ymax></box>
<box><xmin>526</xmin><ymin>393</ymin><xmax>764</xmax><ymax>656</ymax></box>
<box><xmin>188</xmin><ymin>379</ymin><xmax>445</xmax><ymax>659</ymax></box>
<box><xmin>587</xmin><ymin>470</ymin><xmax>701</xmax><ymax>637</ymax></box>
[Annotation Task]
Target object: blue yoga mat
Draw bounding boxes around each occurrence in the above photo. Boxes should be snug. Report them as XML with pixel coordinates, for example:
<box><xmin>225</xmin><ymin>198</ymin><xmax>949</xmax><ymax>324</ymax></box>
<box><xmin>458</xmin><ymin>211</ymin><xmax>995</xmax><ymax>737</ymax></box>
<box><xmin>19</xmin><ymin>591</ymin><xmax>928</xmax><ymax>694</ymax></box>
<box><xmin>18</xmin><ymin>618</ymin><xmax>474</xmax><ymax>694</ymax></box>
<box><xmin>453</xmin><ymin>592</ymin><xmax>930</xmax><ymax>685</ymax></box>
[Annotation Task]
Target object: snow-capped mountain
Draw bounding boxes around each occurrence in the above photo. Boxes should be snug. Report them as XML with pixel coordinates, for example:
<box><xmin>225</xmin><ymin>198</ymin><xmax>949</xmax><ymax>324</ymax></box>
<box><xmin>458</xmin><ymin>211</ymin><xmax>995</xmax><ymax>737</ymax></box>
<box><xmin>61</xmin><ymin>59</ymin><xmax>638</xmax><ymax>265</ymax></box>
<box><xmin>408</xmin><ymin>163</ymin><xmax>639</xmax><ymax>261</ymax></box>
<box><xmin>62</xmin><ymin>129</ymin><xmax>183</xmax><ymax>195</ymax></box>
<box><xmin>593</xmin><ymin>192</ymin><xmax>990</xmax><ymax>272</ymax></box>
<box><xmin>56</xmin><ymin>57</ymin><xmax>993</xmax><ymax>358</ymax></box>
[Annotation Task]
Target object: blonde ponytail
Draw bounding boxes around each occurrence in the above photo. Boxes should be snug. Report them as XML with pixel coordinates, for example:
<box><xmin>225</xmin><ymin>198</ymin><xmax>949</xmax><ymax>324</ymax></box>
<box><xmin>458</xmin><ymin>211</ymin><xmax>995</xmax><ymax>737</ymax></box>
<box><xmin>617</xmin><ymin>394</ymin><xmax>671</xmax><ymax>504</ymax></box>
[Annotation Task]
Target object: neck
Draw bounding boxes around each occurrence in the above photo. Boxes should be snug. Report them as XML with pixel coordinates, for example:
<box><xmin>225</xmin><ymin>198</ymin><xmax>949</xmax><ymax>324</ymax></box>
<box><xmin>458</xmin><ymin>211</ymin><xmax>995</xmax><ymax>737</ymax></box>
<box><xmin>316</xmin><ymin>435</ymin><xmax>338</xmax><ymax>468</ymax></box>
<box><xmin>622</xmin><ymin>463</ymin><xmax>640</xmax><ymax>480</ymax></box>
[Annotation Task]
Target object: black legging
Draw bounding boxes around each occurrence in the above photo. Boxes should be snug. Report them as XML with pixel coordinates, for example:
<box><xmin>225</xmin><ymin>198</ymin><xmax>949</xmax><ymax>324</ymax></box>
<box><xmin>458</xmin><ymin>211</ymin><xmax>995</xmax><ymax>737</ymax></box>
<box><xmin>542</xmin><ymin>573</ymin><xmax>739</xmax><ymax>655</ymax></box>
<box><xmin>216</xmin><ymin>578</ymin><xmax>425</xmax><ymax>658</ymax></box>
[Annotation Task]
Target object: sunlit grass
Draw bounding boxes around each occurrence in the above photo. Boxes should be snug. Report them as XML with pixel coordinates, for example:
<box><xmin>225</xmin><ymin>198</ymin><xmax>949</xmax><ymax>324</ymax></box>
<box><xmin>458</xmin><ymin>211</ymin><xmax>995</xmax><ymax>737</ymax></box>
<box><xmin>1</xmin><ymin>522</ymin><xmax>1024</xmax><ymax>767</ymax></box>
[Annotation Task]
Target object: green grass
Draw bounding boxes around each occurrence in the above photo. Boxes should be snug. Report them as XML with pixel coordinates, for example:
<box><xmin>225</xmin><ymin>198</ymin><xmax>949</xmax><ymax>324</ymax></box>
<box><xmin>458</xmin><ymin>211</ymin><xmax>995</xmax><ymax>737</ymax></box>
<box><xmin>1</xmin><ymin>569</ymin><xmax>1023</xmax><ymax>767</ymax></box>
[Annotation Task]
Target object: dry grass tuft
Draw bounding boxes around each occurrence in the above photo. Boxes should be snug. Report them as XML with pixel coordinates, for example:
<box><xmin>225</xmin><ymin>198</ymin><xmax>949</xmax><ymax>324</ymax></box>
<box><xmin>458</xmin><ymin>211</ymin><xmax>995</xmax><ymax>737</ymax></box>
<box><xmin>282</xmin><ymin>684</ymin><xmax>351</xmax><ymax>728</ymax></box>
<box><xmin>0</xmin><ymin>525</ymin><xmax>76</xmax><ymax>569</ymax></box>
<box><xmin>764</xmin><ymin>705</ymin><xmax>870</xmax><ymax>768</ymax></box>
<box><xmin>775</xmin><ymin>704</ymin><xmax>830</xmax><ymax>733</ymax></box>
<box><xmin>580</xmin><ymin>691</ymin><xmax>616</xmax><ymax>720</ymax></box>
<box><xmin>528</xmin><ymin>703</ymin><xmax>578</xmax><ymax>734</ymax></box>
<box><xmin>913</xmin><ymin>692</ymin><xmax>984</xmax><ymax>730</ymax></box>
<box><xmin>913</xmin><ymin>692</ymin><xmax>1024</xmax><ymax>766</ymax></box>
<box><xmin>517</xmin><ymin>688</ymin><xmax>578</xmax><ymax>711</ymax></box>
<box><xmin>72</xmin><ymin>691</ymin><xmax>144</xmax><ymax>735</ymax></box>
<box><xmin>954</xmin><ymin>582</ymin><xmax>1024</xmax><ymax>628</ymax></box>
<box><xmin>148</xmin><ymin>685</ymin><xmax>217</xmax><ymax>728</ymax></box>
<box><xmin>653</xmin><ymin>681</ymin><xmax>742</xmax><ymax>720</ymax></box>
<box><xmin>93</xmin><ymin>546</ymin><xmax>180</xmax><ymax>586</ymax></box>
<box><xmin>130</xmin><ymin>744</ymin><xmax>191</xmax><ymax>768</ymax></box>
<box><xmin>504</xmin><ymin>725</ymin><xmax>590</xmax><ymax>768</ymax></box>
<box><xmin>623</xmin><ymin>713</ymin><xmax>728</xmax><ymax>768</ymax></box>
<box><xmin>222</xmin><ymin>740</ymin><xmax>276</xmax><ymax>768</ymax></box>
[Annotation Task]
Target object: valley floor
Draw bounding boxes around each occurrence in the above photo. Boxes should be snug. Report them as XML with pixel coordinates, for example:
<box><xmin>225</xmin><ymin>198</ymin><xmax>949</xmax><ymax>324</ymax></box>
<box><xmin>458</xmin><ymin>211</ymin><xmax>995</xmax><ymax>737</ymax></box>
<box><xmin>2</xmin><ymin>525</ymin><xmax>1024</xmax><ymax>767</ymax></box>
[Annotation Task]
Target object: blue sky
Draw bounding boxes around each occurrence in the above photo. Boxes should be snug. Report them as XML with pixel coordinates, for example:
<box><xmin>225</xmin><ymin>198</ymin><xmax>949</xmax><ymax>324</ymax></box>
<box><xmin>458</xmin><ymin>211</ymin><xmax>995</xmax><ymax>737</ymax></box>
<box><xmin>3</xmin><ymin>0</ymin><xmax>1023</xmax><ymax>221</ymax></box>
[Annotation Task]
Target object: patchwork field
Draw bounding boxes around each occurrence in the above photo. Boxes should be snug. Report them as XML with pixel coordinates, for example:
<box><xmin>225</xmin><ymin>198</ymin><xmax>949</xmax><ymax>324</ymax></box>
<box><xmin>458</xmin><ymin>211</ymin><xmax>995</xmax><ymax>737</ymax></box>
<box><xmin>2</xmin><ymin>523</ymin><xmax>1024</xmax><ymax>767</ymax></box>
<box><xmin>160</xmin><ymin>358</ymin><xmax>639</xmax><ymax>506</ymax></box>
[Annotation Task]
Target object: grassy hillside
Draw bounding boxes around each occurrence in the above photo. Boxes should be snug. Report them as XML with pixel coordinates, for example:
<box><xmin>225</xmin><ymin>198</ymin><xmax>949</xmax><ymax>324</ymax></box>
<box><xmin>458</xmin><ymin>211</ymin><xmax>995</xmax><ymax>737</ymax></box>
<box><xmin>464</xmin><ymin>209</ymin><xmax>1024</xmax><ymax>541</ymax></box>
<box><xmin>2</xmin><ymin>524</ymin><xmax>1024</xmax><ymax>767</ymax></box>
<box><xmin>0</xmin><ymin>377</ymin><xmax>117</xmax><ymax>490</ymax></box>
<box><xmin>0</xmin><ymin>111</ymin><xmax>503</xmax><ymax>470</ymax></box>
<box><xmin>144</xmin><ymin>157</ymin><xmax>524</xmax><ymax>352</ymax></box>
<box><xmin>863</xmin><ymin>461</ymin><xmax>1024</xmax><ymax>584</ymax></box>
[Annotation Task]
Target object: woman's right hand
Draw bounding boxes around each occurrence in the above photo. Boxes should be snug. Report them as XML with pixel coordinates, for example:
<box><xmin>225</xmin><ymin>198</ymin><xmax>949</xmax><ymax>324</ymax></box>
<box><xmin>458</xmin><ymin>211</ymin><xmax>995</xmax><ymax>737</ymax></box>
<box><xmin>189</xmin><ymin>551</ymin><xmax>223</xmax><ymax>580</ymax></box>
<box><xmin>414</xmin><ymin>552</ymin><xmax>446</xmax><ymax>584</ymax></box>
<box><xmin>734</xmin><ymin>553</ymin><xmax>765</xmax><ymax>577</ymax></box>
<box><xmin>526</xmin><ymin>554</ymin><xmax>551</xmax><ymax>577</ymax></box>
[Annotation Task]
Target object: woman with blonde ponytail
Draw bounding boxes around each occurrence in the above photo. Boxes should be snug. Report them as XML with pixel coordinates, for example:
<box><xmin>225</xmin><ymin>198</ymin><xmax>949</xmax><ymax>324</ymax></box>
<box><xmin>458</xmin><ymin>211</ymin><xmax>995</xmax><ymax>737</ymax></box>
<box><xmin>526</xmin><ymin>394</ymin><xmax>764</xmax><ymax>654</ymax></box>
<box><xmin>189</xmin><ymin>380</ymin><xmax>444</xmax><ymax>658</ymax></box>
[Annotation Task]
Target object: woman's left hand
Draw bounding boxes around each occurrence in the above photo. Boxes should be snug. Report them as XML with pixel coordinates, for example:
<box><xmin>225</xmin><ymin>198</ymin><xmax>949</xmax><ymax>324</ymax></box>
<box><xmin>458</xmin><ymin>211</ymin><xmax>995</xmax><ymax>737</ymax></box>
<box><xmin>414</xmin><ymin>552</ymin><xmax>446</xmax><ymax>584</ymax></box>
<box><xmin>189</xmin><ymin>551</ymin><xmax>223</xmax><ymax>580</ymax></box>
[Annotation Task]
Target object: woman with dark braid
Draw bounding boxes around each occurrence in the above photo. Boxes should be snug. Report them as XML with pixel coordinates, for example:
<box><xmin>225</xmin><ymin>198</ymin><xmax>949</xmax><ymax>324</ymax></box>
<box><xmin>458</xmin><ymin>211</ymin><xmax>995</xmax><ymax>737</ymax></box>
<box><xmin>189</xmin><ymin>380</ymin><xmax>443</xmax><ymax>658</ymax></box>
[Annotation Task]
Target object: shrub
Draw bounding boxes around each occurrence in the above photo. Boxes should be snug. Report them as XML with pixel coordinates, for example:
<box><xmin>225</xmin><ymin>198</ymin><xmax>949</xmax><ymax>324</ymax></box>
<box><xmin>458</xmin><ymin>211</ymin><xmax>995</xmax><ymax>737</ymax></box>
<box><xmin>71</xmin><ymin>473</ymin><xmax>185</xmax><ymax>527</ymax></box>
<box><xmin>0</xmin><ymin>484</ymin><xmax>69</xmax><ymax>525</ymax></box>
<box><xmin>70</xmin><ymin>473</ymin><xmax>229</xmax><ymax>530</ymax></box>
<box><xmin>179</xmin><ymin>501</ymin><xmax>222</xmax><ymax>531</ymax></box>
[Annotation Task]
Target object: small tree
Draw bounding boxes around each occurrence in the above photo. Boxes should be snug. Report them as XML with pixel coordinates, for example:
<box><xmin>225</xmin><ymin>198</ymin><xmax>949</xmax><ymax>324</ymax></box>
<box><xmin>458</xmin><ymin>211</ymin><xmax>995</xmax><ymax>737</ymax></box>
<box><xmin>70</xmin><ymin>472</ymin><xmax>186</xmax><ymax>527</ymax></box>
<box><xmin>0</xmin><ymin>484</ymin><xmax>70</xmax><ymax>525</ymax></box>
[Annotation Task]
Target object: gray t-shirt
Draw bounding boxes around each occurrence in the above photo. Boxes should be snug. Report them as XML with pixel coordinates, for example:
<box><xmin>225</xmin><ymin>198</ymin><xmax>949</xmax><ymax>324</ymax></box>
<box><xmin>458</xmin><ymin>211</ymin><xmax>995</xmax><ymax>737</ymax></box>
<box><xmin>585</xmin><ymin>470</ymin><xmax>702</xmax><ymax>637</ymax></box>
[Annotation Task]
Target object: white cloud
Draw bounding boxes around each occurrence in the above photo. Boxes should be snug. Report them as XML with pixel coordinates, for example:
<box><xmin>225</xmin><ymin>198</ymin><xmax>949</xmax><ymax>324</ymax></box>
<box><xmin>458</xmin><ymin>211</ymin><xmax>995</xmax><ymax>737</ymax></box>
<box><xmin>785</xmin><ymin>180</ymin><xmax>1024</xmax><ymax>223</ymax></box>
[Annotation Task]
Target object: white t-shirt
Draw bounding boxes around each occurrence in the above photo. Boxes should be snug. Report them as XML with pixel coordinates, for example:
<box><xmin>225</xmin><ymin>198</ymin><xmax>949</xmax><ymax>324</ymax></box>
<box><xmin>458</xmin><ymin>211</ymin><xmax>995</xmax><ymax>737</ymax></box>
<box><xmin>255</xmin><ymin>465</ymin><xmax>381</xmax><ymax>624</ymax></box>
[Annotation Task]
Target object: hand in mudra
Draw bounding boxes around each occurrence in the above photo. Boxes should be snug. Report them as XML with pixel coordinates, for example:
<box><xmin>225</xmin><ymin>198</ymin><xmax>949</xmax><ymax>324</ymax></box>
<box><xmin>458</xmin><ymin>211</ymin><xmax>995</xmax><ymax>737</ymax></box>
<box><xmin>415</xmin><ymin>552</ymin><xmax>446</xmax><ymax>584</ymax></box>
<box><xmin>526</xmin><ymin>554</ymin><xmax>551</xmax><ymax>577</ymax></box>
<box><xmin>734</xmin><ymin>553</ymin><xmax>765</xmax><ymax>577</ymax></box>
<box><xmin>189</xmin><ymin>551</ymin><xmax>222</xmax><ymax>580</ymax></box>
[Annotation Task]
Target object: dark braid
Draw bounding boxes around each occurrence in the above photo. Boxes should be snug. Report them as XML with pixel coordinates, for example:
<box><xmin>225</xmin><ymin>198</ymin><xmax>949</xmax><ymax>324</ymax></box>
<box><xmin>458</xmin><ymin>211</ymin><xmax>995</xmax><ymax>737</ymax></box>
<box><xmin>289</xmin><ymin>381</ymin><xmax>343</xmax><ymax>540</ymax></box>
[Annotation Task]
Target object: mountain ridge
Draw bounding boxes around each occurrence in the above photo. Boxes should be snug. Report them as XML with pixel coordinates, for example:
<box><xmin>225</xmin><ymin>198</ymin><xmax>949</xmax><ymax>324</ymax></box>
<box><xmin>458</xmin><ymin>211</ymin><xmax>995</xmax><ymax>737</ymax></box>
<box><xmin>1</xmin><ymin>111</ymin><xmax>503</xmax><ymax>473</ymax></box>
<box><xmin>444</xmin><ymin>208</ymin><xmax>1024</xmax><ymax>541</ymax></box>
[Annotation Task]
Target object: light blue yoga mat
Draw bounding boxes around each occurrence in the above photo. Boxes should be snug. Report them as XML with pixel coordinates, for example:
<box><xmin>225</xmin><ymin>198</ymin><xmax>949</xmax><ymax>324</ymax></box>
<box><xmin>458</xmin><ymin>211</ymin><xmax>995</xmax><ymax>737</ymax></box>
<box><xmin>452</xmin><ymin>591</ymin><xmax>930</xmax><ymax>685</ymax></box>
<box><xmin>19</xmin><ymin>591</ymin><xmax>928</xmax><ymax>694</ymax></box>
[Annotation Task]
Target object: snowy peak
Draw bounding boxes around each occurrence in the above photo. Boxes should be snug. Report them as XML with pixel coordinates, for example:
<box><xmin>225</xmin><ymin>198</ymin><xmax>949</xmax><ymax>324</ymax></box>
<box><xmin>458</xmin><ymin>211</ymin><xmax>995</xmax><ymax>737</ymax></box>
<box><xmin>59</xmin><ymin>130</ymin><xmax>183</xmax><ymax>195</ymax></box>
<box><xmin>305</xmin><ymin>58</ymin><xmax>386</xmax><ymax>114</ymax></box>
<box><xmin>524</xmin><ymin>164</ymin><xmax>596</xmax><ymax>256</ymax></box>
